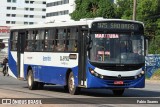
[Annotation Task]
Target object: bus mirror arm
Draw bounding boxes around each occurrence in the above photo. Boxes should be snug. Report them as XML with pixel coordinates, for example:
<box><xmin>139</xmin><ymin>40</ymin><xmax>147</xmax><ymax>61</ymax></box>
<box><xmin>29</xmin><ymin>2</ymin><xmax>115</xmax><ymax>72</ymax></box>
<box><xmin>144</xmin><ymin>36</ymin><xmax>148</xmax><ymax>56</ymax></box>
<box><xmin>87</xmin><ymin>40</ymin><xmax>93</xmax><ymax>50</ymax></box>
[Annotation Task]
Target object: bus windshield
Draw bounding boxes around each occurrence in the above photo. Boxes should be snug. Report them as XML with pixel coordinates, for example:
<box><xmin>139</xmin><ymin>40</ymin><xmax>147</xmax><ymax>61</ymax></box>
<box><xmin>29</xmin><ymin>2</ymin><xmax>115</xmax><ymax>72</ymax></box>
<box><xmin>89</xmin><ymin>33</ymin><xmax>145</xmax><ymax>64</ymax></box>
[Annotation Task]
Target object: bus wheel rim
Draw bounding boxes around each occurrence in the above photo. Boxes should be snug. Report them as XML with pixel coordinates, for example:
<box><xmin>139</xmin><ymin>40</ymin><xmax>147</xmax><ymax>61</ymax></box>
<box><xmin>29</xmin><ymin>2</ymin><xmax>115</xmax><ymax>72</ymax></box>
<box><xmin>28</xmin><ymin>75</ymin><xmax>32</xmax><ymax>86</ymax></box>
<box><xmin>69</xmin><ymin>75</ymin><xmax>74</xmax><ymax>91</ymax></box>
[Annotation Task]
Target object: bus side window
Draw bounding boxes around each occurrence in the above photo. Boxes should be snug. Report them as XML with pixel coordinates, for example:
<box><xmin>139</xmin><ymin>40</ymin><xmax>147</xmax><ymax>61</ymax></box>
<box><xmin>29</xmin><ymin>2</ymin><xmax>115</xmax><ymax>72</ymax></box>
<box><xmin>35</xmin><ymin>30</ymin><xmax>45</xmax><ymax>51</ymax></box>
<box><xmin>11</xmin><ymin>41</ymin><xmax>17</xmax><ymax>51</ymax></box>
<box><xmin>74</xmin><ymin>40</ymin><xmax>77</xmax><ymax>51</ymax></box>
<box><xmin>26</xmin><ymin>30</ymin><xmax>36</xmax><ymax>51</ymax></box>
<box><xmin>55</xmin><ymin>28</ymin><xmax>66</xmax><ymax>51</ymax></box>
<box><xmin>11</xmin><ymin>31</ymin><xmax>18</xmax><ymax>51</ymax></box>
<box><xmin>24</xmin><ymin>41</ymin><xmax>28</xmax><ymax>51</ymax></box>
<box><xmin>45</xmin><ymin>29</ymin><xmax>55</xmax><ymax>51</ymax></box>
<box><xmin>66</xmin><ymin>28</ymin><xmax>78</xmax><ymax>52</ymax></box>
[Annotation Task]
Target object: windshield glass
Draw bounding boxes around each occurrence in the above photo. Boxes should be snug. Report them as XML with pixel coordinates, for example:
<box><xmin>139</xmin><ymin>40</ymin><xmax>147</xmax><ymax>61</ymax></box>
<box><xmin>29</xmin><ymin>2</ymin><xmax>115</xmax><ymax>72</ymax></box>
<box><xmin>89</xmin><ymin>33</ymin><xmax>145</xmax><ymax>64</ymax></box>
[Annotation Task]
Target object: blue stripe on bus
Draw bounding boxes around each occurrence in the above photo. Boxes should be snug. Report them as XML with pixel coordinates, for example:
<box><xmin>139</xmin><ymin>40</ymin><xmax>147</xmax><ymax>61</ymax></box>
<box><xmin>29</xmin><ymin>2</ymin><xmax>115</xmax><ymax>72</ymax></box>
<box><xmin>8</xmin><ymin>52</ymin><xmax>18</xmax><ymax>77</ymax></box>
<box><xmin>23</xmin><ymin>64</ymin><xmax>79</xmax><ymax>86</ymax></box>
<box><xmin>86</xmin><ymin>70</ymin><xmax>145</xmax><ymax>88</ymax></box>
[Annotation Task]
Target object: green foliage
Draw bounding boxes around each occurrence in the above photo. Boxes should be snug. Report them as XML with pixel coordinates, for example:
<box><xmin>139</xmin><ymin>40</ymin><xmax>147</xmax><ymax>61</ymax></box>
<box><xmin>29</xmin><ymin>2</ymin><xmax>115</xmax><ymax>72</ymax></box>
<box><xmin>150</xmin><ymin>69</ymin><xmax>160</xmax><ymax>80</ymax></box>
<box><xmin>70</xmin><ymin>0</ymin><xmax>116</xmax><ymax>21</ymax></box>
<box><xmin>149</xmin><ymin>30</ymin><xmax>160</xmax><ymax>54</ymax></box>
<box><xmin>115</xmin><ymin>0</ymin><xmax>133</xmax><ymax>19</ymax></box>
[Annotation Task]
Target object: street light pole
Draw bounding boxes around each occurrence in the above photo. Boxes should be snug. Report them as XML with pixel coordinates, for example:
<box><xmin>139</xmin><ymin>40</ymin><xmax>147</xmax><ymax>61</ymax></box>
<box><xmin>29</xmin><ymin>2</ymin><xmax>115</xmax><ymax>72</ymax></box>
<box><xmin>133</xmin><ymin>0</ymin><xmax>137</xmax><ymax>20</ymax></box>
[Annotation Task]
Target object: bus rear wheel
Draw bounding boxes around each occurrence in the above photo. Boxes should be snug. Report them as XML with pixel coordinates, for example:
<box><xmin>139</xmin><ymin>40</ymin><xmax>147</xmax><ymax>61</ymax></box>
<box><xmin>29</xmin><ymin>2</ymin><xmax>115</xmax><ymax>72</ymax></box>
<box><xmin>68</xmin><ymin>72</ymin><xmax>80</xmax><ymax>95</ymax></box>
<box><xmin>27</xmin><ymin>70</ymin><xmax>38</xmax><ymax>90</ymax></box>
<box><xmin>112</xmin><ymin>89</ymin><xmax>125</xmax><ymax>96</ymax></box>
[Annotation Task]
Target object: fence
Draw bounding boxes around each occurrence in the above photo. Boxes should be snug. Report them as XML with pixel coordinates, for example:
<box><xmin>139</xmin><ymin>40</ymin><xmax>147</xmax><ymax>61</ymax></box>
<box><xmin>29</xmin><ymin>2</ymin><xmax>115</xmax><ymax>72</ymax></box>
<box><xmin>145</xmin><ymin>54</ymin><xmax>160</xmax><ymax>78</ymax></box>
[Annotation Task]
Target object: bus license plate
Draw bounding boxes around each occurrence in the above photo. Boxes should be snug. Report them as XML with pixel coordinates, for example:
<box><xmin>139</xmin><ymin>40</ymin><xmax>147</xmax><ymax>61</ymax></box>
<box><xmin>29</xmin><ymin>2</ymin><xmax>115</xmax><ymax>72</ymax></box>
<box><xmin>114</xmin><ymin>81</ymin><xmax>124</xmax><ymax>85</ymax></box>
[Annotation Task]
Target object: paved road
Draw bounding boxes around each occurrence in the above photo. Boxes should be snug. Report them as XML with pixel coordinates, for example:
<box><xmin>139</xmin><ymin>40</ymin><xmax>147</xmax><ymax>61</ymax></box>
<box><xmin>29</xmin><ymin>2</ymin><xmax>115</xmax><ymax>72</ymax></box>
<box><xmin>0</xmin><ymin>72</ymin><xmax>160</xmax><ymax>107</ymax></box>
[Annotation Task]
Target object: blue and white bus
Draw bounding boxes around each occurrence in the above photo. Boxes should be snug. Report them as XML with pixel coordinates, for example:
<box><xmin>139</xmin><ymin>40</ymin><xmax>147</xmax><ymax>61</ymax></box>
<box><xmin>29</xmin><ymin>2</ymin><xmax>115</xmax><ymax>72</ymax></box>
<box><xmin>8</xmin><ymin>18</ymin><xmax>146</xmax><ymax>95</ymax></box>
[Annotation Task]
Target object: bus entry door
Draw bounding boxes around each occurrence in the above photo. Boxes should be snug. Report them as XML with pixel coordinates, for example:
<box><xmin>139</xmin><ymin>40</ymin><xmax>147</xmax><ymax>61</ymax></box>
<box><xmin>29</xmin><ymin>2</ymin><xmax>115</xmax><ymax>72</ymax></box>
<box><xmin>17</xmin><ymin>31</ymin><xmax>25</xmax><ymax>79</ymax></box>
<box><xmin>78</xmin><ymin>28</ymin><xmax>88</xmax><ymax>87</ymax></box>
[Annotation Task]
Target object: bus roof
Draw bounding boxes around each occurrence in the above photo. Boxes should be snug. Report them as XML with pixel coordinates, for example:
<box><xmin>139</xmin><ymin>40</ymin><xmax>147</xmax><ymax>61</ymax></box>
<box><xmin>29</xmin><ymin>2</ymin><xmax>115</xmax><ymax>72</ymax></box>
<box><xmin>10</xmin><ymin>18</ymin><xmax>144</xmax><ymax>30</ymax></box>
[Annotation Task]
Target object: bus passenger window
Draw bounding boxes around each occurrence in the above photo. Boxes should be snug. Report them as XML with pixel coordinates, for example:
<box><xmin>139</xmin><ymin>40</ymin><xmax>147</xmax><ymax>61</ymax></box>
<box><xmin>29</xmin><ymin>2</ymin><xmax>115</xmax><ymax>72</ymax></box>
<box><xmin>56</xmin><ymin>42</ymin><xmax>65</xmax><ymax>51</ymax></box>
<box><xmin>66</xmin><ymin>28</ymin><xmax>78</xmax><ymax>52</ymax></box>
<box><xmin>24</xmin><ymin>42</ymin><xmax>28</xmax><ymax>51</ymax></box>
<box><xmin>11</xmin><ymin>41</ymin><xmax>17</xmax><ymax>51</ymax></box>
<box><xmin>51</xmin><ymin>41</ymin><xmax>55</xmax><ymax>51</ymax></box>
<box><xmin>74</xmin><ymin>40</ymin><xmax>77</xmax><ymax>51</ymax></box>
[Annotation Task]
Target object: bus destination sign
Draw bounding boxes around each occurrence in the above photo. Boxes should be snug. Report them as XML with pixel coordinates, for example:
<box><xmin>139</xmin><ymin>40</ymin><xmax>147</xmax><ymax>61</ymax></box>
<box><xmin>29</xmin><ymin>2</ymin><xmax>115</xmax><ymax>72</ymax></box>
<box><xmin>92</xmin><ymin>21</ymin><xmax>143</xmax><ymax>31</ymax></box>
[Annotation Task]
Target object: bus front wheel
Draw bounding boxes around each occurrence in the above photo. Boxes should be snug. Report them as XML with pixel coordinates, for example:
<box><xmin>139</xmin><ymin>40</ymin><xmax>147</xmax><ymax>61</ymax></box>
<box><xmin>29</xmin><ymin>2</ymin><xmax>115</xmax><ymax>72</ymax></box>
<box><xmin>112</xmin><ymin>89</ymin><xmax>125</xmax><ymax>96</ymax></box>
<box><xmin>68</xmin><ymin>72</ymin><xmax>80</xmax><ymax>95</ymax></box>
<box><xmin>27</xmin><ymin>70</ymin><xmax>38</xmax><ymax>90</ymax></box>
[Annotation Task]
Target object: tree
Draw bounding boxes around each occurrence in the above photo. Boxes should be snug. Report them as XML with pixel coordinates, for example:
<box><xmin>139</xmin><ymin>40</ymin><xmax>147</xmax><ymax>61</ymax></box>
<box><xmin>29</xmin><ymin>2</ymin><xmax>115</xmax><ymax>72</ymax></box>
<box><xmin>136</xmin><ymin>0</ymin><xmax>160</xmax><ymax>54</ymax></box>
<box><xmin>115</xmin><ymin>0</ymin><xmax>133</xmax><ymax>19</ymax></box>
<box><xmin>70</xmin><ymin>0</ymin><xmax>116</xmax><ymax>21</ymax></box>
<box><xmin>116</xmin><ymin>0</ymin><xmax>160</xmax><ymax>54</ymax></box>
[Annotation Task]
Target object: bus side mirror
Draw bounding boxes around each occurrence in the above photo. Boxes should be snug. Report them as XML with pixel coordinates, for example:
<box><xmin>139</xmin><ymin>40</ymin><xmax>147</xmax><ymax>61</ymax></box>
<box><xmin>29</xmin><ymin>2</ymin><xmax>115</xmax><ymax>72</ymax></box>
<box><xmin>87</xmin><ymin>39</ymin><xmax>93</xmax><ymax>50</ymax></box>
<box><xmin>145</xmin><ymin>36</ymin><xmax>148</xmax><ymax>56</ymax></box>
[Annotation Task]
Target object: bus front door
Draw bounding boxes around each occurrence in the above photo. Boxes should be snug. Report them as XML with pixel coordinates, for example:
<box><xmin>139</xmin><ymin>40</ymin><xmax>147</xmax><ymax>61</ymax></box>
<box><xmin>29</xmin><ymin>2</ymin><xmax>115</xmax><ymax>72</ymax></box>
<box><xmin>17</xmin><ymin>31</ymin><xmax>25</xmax><ymax>79</ymax></box>
<box><xmin>78</xmin><ymin>28</ymin><xmax>88</xmax><ymax>87</ymax></box>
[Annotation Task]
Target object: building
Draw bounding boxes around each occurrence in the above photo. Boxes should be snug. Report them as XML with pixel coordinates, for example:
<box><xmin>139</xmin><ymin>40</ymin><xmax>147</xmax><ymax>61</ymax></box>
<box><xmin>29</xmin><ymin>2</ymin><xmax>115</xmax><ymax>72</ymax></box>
<box><xmin>46</xmin><ymin>0</ymin><xmax>116</xmax><ymax>22</ymax></box>
<box><xmin>0</xmin><ymin>0</ymin><xmax>46</xmax><ymax>26</ymax></box>
<box><xmin>46</xmin><ymin>0</ymin><xmax>75</xmax><ymax>22</ymax></box>
<box><xmin>0</xmin><ymin>0</ymin><xmax>46</xmax><ymax>61</ymax></box>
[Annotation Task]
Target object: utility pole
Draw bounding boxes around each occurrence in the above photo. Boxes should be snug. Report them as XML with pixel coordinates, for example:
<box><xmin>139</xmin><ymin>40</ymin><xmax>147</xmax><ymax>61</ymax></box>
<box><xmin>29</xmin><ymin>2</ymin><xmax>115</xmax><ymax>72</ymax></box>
<box><xmin>133</xmin><ymin>0</ymin><xmax>137</xmax><ymax>20</ymax></box>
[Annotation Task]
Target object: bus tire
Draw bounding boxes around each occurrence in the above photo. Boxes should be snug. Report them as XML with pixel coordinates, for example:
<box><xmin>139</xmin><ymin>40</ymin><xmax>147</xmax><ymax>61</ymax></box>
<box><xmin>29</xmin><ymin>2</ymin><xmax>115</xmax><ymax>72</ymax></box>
<box><xmin>37</xmin><ymin>82</ymin><xmax>44</xmax><ymax>90</ymax></box>
<box><xmin>27</xmin><ymin>70</ymin><xmax>38</xmax><ymax>90</ymax></box>
<box><xmin>68</xmin><ymin>72</ymin><xmax>80</xmax><ymax>95</ymax></box>
<box><xmin>112</xmin><ymin>89</ymin><xmax>124</xmax><ymax>96</ymax></box>
<box><xmin>64</xmin><ymin>85</ymin><xmax>69</xmax><ymax>92</ymax></box>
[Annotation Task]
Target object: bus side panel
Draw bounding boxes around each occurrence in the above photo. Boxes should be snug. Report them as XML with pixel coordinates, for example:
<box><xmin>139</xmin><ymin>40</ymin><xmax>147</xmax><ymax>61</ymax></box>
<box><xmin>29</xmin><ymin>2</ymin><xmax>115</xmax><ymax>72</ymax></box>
<box><xmin>23</xmin><ymin>52</ymin><xmax>79</xmax><ymax>85</ymax></box>
<box><xmin>24</xmin><ymin>64</ymin><xmax>79</xmax><ymax>85</ymax></box>
<box><xmin>8</xmin><ymin>51</ymin><xmax>18</xmax><ymax>78</ymax></box>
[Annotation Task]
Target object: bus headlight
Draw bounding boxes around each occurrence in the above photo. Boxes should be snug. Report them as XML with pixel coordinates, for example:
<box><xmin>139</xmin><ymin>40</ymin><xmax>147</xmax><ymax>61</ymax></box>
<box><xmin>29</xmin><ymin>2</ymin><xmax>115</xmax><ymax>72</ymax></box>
<box><xmin>135</xmin><ymin>70</ymin><xmax>145</xmax><ymax>79</ymax></box>
<box><xmin>100</xmin><ymin>75</ymin><xmax>104</xmax><ymax>79</ymax></box>
<box><xmin>89</xmin><ymin>68</ymin><xmax>104</xmax><ymax>79</ymax></box>
<box><xmin>138</xmin><ymin>74</ymin><xmax>142</xmax><ymax>77</ymax></box>
<box><xmin>134</xmin><ymin>76</ymin><xmax>138</xmax><ymax>79</ymax></box>
<box><xmin>89</xmin><ymin>68</ymin><xmax>96</xmax><ymax>75</ymax></box>
<box><xmin>90</xmin><ymin>68</ymin><xmax>95</xmax><ymax>74</ymax></box>
<box><xmin>141</xmin><ymin>71</ymin><xmax>145</xmax><ymax>75</ymax></box>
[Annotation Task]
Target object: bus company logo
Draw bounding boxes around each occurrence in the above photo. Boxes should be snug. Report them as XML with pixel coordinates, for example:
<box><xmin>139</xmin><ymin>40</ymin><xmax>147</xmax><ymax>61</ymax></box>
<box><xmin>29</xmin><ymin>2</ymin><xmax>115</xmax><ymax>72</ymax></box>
<box><xmin>118</xmin><ymin>74</ymin><xmax>121</xmax><ymax>78</ymax></box>
<box><xmin>43</xmin><ymin>56</ymin><xmax>51</xmax><ymax>61</ymax></box>
<box><xmin>2</xmin><ymin>99</ymin><xmax>11</xmax><ymax>104</ymax></box>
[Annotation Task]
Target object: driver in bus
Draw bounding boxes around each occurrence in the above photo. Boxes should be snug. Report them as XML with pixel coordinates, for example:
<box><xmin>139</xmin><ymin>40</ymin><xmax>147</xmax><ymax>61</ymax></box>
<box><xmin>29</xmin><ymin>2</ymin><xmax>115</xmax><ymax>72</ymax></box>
<box><xmin>121</xmin><ymin>42</ymin><xmax>127</xmax><ymax>53</ymax></box>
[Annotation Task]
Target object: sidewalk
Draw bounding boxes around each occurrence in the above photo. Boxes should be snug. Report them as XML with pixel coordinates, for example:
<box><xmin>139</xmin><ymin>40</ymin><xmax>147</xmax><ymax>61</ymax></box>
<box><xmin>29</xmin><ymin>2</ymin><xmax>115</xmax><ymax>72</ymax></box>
<box><xmin>0</xmin><ymin>67</ymin><xmax>2</xmax><ymax>72</ymax></box>
<box><xmin>145</xmin><ymin>79</ymin><xmax>160</xmax><ymax>84</ymax></box>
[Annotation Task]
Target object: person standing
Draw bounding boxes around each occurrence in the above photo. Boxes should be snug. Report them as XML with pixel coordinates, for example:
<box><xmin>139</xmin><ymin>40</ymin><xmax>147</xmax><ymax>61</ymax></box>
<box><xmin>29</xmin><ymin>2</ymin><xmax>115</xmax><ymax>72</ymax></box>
<box><xmin>2</xmin><ymin>57</ymin><xmax>8</xmax><ymax>76</ymax></box>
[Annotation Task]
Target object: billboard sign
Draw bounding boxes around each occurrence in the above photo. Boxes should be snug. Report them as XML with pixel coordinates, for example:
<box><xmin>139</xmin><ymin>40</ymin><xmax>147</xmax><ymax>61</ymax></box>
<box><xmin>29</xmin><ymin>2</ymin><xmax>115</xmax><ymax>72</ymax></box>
<box><xmin>0</xmin><ymin>26</ymin><xmax>10</xmax><ymax>35</ymax></box>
